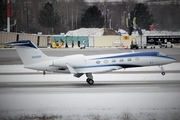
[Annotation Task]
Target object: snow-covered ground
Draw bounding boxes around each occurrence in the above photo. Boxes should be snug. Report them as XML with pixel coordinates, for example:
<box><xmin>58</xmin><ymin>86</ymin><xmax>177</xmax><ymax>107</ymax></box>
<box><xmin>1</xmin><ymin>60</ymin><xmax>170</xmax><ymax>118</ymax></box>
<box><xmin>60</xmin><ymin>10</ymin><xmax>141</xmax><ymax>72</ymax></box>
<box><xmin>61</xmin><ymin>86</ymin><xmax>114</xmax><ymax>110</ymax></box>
<box><xmin>1</xmin><ymin>92</ymin><xmax>180</xmax><ymax>120</ymax></box>
<box><xmin>0</xmin><ymin>63</ymin><xmax>180</xmax><ymax>120</ymax></box>
<box><xmin>117</xmin><ymin>29</ymin><xmax>180</xmax><ymax>36</ymax></box>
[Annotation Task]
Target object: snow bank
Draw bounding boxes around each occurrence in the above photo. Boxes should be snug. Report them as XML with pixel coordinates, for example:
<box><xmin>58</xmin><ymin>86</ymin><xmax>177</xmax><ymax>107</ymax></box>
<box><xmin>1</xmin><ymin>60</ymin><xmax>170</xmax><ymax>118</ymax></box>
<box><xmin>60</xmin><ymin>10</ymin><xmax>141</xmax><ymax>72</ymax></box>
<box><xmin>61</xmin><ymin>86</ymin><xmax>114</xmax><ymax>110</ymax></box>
<box><xmin>142</xmin><ymin>30</ymin><xmax>180</xmax><ymax>35</ymax></box>
<box><xmin>65</xmin><ymin>28</ymin><xmax>180</xmax><ymax>36</ymax></box>
<box><xmin>65</xmin><ymin>28</ymin><xmax>104</xmax><ymax>36</ymax></box>
<box><xmin>123</xmin><ymin>29</ymin><xmax>180</xmax><ymax>36</ymax></box>
<box><xmin>117</xmin><ymin>29</ymin><xmax>128</xmax><ymax>35</ymax></box>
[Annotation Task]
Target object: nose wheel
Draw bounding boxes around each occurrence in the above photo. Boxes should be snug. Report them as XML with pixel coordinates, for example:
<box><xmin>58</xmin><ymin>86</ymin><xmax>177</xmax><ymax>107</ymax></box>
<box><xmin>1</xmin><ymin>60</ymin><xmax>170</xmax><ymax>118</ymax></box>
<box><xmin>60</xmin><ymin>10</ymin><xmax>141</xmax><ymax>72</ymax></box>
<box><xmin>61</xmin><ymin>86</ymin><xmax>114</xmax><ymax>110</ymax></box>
<box><xmin>159</xmin><ymin>65</ymin><xmax>165</xmax><ymax>76</ymax></box>
<box><xmin>86</xmin><ymin>78</ymin><xmax>94</xmax><ymax>85</ymax></box>
<box><xmin>161</xmin><ymin>71</ymin><xmax>165</xmax><ymax>76</ymax></box>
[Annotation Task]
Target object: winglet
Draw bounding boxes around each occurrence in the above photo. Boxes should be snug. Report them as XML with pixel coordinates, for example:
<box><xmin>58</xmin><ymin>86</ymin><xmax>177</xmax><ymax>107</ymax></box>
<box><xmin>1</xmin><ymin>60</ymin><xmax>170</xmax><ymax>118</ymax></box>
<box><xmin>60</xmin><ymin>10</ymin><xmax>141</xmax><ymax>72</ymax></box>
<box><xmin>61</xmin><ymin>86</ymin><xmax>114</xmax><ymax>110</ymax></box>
<box><xmin>66</xmin><ymin>63</ymin><xmax>77</xmax><ymax>74</ymax></box>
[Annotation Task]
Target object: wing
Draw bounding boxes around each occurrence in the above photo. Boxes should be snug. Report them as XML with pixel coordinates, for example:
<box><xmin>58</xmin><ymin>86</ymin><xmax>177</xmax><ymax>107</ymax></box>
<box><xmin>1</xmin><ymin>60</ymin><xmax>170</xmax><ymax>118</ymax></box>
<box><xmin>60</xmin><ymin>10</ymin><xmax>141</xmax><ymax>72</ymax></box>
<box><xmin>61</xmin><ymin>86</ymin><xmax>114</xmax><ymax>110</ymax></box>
<box><xmin>66</xmin><ymin>64</ymin><xmax>122</xmax><ymax>74</ymax></box>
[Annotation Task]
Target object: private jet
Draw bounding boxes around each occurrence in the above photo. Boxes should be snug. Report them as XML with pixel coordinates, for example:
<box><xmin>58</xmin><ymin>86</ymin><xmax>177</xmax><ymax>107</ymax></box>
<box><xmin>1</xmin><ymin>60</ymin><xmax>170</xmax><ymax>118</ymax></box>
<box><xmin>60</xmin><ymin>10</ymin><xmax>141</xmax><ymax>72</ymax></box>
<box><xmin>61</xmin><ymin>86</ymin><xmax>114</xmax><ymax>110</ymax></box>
<box><xmin>6</xmin><ymin>40</ymin><xmax>176</xmax><ymax>85</ymax></box>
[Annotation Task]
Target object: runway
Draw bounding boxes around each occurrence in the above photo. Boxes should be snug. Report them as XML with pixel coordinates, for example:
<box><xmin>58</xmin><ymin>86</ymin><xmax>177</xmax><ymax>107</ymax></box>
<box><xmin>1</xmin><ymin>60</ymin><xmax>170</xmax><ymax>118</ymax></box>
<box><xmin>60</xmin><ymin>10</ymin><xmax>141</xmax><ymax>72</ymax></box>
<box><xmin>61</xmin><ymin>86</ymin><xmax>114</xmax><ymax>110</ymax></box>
<box><xmin>0</xmin><ymin>47</ymin><xmax>180</xmax><ymax>119</ymax></box>
<box><xmin>0</xmin><ymin>76</ymin><xmax>180</xmax><ymax>120</ymax></box>
<box><xmin>0</xmin><ymin>72</ymin><xmax>180</xmax><ymax>120</ymax></box>
<box><xmin>1</xmin><ymin>80</ymin><xmax>180</xmax><ymax>93</ymax></box>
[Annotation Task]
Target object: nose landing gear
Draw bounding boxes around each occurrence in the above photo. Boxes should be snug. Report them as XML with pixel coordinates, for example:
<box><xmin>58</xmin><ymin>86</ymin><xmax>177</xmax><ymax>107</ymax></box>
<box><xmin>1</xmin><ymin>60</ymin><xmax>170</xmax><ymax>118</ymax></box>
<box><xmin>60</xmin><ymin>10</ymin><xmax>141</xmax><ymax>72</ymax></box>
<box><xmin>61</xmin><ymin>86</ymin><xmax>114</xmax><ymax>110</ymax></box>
<box><xmin>159</xmin><ymin>65</ymin><xmax>165</xmax><ymax>76</ymax></box>
<box><xmin>161</xmin><ymin>71</ymin><xmax>165</xmax><ymax>76</ymax></box>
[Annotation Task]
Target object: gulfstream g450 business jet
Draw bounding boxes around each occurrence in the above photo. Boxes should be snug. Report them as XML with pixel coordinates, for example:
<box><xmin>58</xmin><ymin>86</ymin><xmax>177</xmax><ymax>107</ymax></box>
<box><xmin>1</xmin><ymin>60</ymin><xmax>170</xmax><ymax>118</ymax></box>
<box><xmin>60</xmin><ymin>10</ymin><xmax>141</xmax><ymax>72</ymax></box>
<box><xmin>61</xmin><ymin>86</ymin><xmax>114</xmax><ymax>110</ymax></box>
<box><xmin>7</xmin><ymin>40</ymin><xmax>176</xmax><ymax>85</ymax></box>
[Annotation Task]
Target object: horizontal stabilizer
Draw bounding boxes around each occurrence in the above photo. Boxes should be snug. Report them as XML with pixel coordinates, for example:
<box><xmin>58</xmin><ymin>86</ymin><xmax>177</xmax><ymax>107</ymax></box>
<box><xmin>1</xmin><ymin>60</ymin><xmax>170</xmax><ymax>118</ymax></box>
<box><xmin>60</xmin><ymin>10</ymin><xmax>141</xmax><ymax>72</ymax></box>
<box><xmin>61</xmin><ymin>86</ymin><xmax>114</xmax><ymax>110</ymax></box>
<box><xmin>6</xmin><ymin>40</ymin><xmax>37</xmax><ymax>49</ymax></box>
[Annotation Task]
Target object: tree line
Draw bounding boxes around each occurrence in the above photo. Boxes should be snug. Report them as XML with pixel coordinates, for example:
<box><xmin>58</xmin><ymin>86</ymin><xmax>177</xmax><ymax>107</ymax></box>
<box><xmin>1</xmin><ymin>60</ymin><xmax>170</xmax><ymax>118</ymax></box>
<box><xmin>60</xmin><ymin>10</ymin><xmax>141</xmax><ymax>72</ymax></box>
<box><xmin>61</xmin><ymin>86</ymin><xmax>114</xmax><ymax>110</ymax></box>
<box><xmin>0</xmin><ymin>0</ymin><xmax>180</xmax><ymax>34</ymax></box>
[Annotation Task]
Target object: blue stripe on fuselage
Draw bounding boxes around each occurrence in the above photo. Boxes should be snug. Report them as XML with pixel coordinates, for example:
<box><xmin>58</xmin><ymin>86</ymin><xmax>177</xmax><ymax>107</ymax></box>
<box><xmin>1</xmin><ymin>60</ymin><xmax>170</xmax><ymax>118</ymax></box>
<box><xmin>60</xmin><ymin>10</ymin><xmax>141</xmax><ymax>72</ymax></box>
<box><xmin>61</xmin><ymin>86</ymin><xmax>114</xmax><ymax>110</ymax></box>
<box><xmin>157</xmin><ymin>55</ymin><xmax>176</xmax><ymax>61</ymax></box>
<box><xmin>91</xmin><ymin>51</ymin><xmax>158</xmax><ymax>60</ymax></box>
<box><xmin>90</xmin><ymin>51</ymin><xmax>175</xmax><ymax>61</ymax></box>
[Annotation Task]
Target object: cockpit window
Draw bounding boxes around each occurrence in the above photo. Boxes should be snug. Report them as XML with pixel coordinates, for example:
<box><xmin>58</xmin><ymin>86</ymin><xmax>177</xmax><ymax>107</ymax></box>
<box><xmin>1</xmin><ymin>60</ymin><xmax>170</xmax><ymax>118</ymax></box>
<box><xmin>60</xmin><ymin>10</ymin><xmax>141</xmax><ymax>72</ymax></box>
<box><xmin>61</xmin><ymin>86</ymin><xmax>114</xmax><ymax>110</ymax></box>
<box><xmin>158</xmin><ymin>52</ymin><xmax>167</xmax><ymax>56</ymax></box>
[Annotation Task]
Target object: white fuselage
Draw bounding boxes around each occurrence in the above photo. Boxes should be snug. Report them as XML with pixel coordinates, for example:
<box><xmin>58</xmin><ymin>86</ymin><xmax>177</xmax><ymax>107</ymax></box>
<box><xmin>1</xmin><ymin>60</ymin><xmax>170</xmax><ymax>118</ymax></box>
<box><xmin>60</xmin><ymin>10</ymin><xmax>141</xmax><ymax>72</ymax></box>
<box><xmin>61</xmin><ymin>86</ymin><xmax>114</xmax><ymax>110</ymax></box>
<box><xmin>7</xmin><ymin>40</ymin><xmax>176</xmax><ymax>85</ymax></box>
<box><xmin>25</xmin><ymin>52</ymin><xmax>176</xmax><ymax>74</ymax></box>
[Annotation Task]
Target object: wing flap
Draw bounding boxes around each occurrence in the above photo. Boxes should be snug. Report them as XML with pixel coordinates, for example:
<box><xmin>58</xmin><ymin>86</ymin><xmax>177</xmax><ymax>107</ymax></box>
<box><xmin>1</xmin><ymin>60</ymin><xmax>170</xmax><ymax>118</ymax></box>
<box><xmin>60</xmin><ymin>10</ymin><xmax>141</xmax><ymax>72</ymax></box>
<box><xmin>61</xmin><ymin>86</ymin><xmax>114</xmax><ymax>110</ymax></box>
<box><xmin>75</xmin><ymin>66</ymin><xmax>122</xmax><ymax>73</ymax></box>
<box><xmin>66</xmin><ymin>63</ymin><xmax>122</xmax><ymax>74</ymax></box>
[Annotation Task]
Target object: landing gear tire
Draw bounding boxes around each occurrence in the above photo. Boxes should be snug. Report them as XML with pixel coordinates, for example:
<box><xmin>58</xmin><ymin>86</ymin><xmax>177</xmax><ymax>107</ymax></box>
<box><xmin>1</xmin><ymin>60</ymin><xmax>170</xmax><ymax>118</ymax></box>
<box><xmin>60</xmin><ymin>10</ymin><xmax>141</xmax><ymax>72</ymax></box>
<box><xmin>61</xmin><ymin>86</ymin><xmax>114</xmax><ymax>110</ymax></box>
<box><xmin>43</xmin><ymin>71</ymin><xmax>46</xmax><ymax>75</ymax></box>
<box><xmin>161</xmin><ymin>72</ymin><xmax>165</xmax><ymax>76</ymax></box>
<box><xmin>86</xmin><ymin>78</ymin><xmax>90</xmax><ymax>83</ymax></box>
<box><xmin>86</xmin><ymin>78</ymin><xmax>94</xmax><ymax>85</ymax></box>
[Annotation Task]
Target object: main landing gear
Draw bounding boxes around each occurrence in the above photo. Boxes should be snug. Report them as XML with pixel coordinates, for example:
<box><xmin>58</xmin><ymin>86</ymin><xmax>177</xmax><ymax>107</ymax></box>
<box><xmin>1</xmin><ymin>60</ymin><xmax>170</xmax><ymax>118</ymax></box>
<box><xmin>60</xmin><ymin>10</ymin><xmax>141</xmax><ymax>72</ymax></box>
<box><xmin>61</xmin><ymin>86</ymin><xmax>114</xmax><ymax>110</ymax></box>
<box><xmin>86</xmin><ymin>73</ymin><xmax>94</xmax><ymax>85</ymax></box>
<box><xmin>43</xmin><ymin>71</ymin><xmax>46</xmax><ymax>75</ymax></box>
<box><xmin>74</xmin><ymin>73</ymin><xmax>94</xmax><ymax>85</ymax></box>
<box><xmin>86</xmin><ymin>78</ymin><xmax>94</xmax><ymax>85</ymax></box>
<box><xmin>159</xmin><ymin>65</ymin><xmax>165</xmax><ymax>76</ymax></box>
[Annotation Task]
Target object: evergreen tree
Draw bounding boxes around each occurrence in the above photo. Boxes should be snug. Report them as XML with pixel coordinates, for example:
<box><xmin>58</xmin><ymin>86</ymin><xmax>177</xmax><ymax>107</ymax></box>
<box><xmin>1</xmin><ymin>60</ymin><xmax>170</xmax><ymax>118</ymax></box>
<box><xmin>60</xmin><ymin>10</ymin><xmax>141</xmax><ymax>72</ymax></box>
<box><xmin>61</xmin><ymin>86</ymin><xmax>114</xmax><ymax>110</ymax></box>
<box><xmin>38</xmin><ymin>2</ymin><xmax>60</xmax><ymax>33</ymax></box>
<box><xmin>81</xmin><ymin>6</ymin><xmax>104</xmax><ymax>28</ymax></box>
<box><xmin>0</xmin><ymin>0</ymin><xmax>7</xmax><ymax>30</ymax></box>
<box><xmin>133</xmin><ymin>3</ymin><xmax>154</xmax><ymax>30</ymax></box>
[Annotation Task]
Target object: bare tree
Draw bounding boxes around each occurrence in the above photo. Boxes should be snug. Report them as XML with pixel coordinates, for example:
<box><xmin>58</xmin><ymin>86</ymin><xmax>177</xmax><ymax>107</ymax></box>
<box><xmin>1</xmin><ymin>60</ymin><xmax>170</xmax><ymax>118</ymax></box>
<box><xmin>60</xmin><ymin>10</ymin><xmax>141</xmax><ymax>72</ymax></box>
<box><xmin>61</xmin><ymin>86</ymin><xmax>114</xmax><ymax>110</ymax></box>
<box><xmin>10</xmin><ymin>0</ymin><xmax>180</xmax><ymax>33</ymax></box>
<box><xmin>150</xmin><ymin>2</ymin><xmax>180</xmax><ymax>31</ymax></box>
<box><xmin>52</xmin><ymin>0</ymin><xmax>87</xmax><ymax>33</ymax></box>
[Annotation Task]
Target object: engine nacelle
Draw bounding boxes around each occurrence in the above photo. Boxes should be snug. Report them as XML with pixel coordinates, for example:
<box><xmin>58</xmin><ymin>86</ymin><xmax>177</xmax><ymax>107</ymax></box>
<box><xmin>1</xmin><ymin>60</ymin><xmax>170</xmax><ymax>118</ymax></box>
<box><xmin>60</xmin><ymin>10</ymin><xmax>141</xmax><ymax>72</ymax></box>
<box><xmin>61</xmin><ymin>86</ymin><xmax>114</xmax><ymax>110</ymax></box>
<box><xmin>53</xmin><ymin>54</ymin><xmax>86</xmax><ymax>67</ymax></box>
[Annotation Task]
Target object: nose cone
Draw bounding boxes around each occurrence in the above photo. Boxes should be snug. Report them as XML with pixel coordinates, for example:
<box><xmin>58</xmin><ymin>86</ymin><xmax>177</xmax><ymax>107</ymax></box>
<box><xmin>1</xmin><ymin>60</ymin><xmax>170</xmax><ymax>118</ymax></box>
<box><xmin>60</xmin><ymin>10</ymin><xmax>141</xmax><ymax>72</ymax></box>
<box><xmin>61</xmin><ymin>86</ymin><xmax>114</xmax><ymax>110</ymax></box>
<box><xmin>157</xmin><ymin>52</ymin><xmax>176</xmax><ymax>65</ymax></box>
<box><xmin>157</xmin><ymin>56</ymin><xmax>176</xmax><ymax>65</ymax></box>
<box><xmin>167</xmin><ymin>56</ymin><xmax>176</xmax><ymax>63</ymax></box>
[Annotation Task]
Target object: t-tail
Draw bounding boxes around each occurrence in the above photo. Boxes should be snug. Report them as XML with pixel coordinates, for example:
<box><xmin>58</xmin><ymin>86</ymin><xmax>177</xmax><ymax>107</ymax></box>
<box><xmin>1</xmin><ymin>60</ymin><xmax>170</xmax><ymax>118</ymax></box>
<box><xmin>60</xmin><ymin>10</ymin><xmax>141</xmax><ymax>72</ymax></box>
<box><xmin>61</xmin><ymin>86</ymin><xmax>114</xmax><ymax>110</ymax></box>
<box><xmin>6</xmin><ymin>40</ymin><xmax>53</xmax><ymax>66</ymax></box>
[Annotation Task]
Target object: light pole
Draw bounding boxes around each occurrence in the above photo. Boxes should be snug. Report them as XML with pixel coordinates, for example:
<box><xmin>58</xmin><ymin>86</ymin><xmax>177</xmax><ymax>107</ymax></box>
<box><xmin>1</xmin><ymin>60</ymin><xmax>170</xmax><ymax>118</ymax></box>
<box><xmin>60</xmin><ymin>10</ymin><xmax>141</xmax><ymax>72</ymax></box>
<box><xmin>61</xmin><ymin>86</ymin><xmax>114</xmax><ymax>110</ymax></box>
<box><xmin>7</xmin><ymin>0</ymin><xmax>10</xmax><ymax>32</ymax></box>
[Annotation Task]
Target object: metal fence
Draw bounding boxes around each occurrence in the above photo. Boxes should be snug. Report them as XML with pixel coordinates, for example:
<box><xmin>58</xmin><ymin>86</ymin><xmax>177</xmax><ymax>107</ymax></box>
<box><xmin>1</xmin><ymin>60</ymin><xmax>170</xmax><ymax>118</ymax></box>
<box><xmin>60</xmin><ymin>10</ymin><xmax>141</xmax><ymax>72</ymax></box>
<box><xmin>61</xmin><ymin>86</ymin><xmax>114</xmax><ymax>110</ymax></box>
<box><xmin>0</xmin><ymin>32</ymin><xmax>48</xmax><ymax>47</ymax></box>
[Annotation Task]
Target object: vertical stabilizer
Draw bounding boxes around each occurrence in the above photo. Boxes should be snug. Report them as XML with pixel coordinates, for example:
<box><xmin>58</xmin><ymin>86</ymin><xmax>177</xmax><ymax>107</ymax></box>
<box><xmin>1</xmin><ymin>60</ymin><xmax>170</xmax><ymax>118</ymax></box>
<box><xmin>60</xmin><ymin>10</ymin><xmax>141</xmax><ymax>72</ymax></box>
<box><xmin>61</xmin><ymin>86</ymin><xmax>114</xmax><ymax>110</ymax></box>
<box><xmin>6</xmin><ymin>40</ymin><xmax>50</xmax><ymax>65</ymax></box>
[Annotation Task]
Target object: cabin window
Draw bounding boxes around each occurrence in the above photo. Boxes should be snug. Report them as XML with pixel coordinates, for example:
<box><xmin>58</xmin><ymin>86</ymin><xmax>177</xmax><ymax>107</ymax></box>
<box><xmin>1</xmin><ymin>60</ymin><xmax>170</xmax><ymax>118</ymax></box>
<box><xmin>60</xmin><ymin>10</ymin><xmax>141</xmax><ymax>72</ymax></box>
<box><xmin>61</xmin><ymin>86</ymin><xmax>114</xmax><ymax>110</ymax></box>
<box><xmin>96</xmin><ymin>60</ymin><xmax>100</xmax><ymax>64</ymax></box>
<box><xmin>135</xmin><ymin>57</ymin><xmax>139</xmax><ymax>61</ymax></box>
<box><xmin>120</xmin><ymin>59</ymin><xmax>124</xmax><ymax>62</ymax></box>
<box><xmin>112</xmin><ymin>59</ymin><xmax>116</xmax><ymax>63</ymax></box>
<box><xmin>127</xmin><ymin>58</ymin><xmax>132</xmax><ymax>61</ymax></box>
<box><xmin>104</xmin><ymin>60</ymin><xmax>108</xmax><ymax>63</ymax></box>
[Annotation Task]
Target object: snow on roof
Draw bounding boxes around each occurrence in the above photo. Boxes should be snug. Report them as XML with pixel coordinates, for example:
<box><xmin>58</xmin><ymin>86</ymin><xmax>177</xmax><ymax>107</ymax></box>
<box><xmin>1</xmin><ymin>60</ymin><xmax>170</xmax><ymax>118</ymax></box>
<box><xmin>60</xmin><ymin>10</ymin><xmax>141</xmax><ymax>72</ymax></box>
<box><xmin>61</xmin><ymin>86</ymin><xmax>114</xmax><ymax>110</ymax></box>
<box><xmin>65</xmin><ymin>28</ymin><xmax>104</xmax><ymax>36</ymax></box>
<box><xmin>65</xmin><ymin>28</ymin><xmax>180</xmax><ymax>36</ymax></box>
